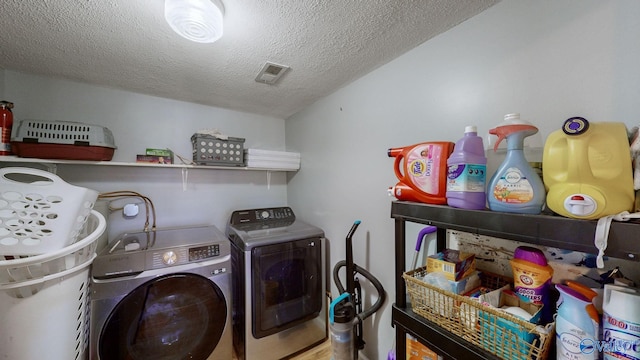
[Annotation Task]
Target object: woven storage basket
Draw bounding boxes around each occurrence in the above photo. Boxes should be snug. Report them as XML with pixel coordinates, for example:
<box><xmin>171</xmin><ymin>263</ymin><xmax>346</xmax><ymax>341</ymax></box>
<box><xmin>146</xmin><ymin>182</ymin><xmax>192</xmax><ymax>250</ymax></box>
<box><xmin>0</xmin><ymin>167</ymin><xmax>98</xmax><ymax>255</ymax></box>
<box><xmin>404</xmin><ymin>266</ymin><xmax>554</xmax><ymax>360</ymax></box>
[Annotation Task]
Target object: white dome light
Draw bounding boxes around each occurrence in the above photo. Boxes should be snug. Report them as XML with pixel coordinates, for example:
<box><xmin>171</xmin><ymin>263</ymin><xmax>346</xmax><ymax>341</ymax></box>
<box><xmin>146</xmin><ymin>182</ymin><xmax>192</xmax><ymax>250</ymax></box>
<box><xmin>165</xmin><ymin>0</ymin><xmax>224</xmax><ymax>44</ymax></box>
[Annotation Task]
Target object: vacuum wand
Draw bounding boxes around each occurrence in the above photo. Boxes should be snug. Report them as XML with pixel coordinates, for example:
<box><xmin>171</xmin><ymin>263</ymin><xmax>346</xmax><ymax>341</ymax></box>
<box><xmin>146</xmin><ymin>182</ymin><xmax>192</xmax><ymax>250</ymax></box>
<box><xmin>346</xmin><ymin>220</ymin><xmax>360</xmax><ymax>299</ymax></box>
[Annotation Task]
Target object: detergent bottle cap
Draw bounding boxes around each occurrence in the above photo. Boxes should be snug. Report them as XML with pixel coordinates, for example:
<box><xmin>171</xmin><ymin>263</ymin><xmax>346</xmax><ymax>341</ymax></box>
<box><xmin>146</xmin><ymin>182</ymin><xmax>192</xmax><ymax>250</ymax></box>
<box><xmin>557</xmin><ymin>284</ymin><xmax>591</xmax><ymax>303</ymax></box>
<box><xmin>556</xmin><ymin>284</ymin><xmax>600</xmax><ymax>325</ymax></box>
<box><xmin>465</xmin><ymin>125</ymin><xmax>477</xmax><ymax>133</ymax></box>
<box><xmin>513</xmin><ymin>246</ymin><xmax>548</xmax><ymax>266</ymax></box>
<box><xmin>504</xmin><ymin>113</ymin><xmax>525</xmax><ymax>123</ymax></box>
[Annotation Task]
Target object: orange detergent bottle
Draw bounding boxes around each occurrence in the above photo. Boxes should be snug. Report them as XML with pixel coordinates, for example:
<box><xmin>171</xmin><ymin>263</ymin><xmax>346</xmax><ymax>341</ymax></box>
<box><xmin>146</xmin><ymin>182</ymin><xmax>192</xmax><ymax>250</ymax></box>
<box><xmin>388</xmin><ymin>142</ymin><xmax>454</xmax><ymax>204</ymax></box>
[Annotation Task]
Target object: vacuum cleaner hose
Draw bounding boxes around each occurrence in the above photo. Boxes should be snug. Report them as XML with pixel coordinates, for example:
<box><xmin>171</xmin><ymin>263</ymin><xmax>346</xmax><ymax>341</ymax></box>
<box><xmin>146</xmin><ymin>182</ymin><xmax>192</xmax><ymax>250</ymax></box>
<box><xmin>333</xmin><ymin>260</ymin><xmax>386</xmax><ymax>321</ymax></box>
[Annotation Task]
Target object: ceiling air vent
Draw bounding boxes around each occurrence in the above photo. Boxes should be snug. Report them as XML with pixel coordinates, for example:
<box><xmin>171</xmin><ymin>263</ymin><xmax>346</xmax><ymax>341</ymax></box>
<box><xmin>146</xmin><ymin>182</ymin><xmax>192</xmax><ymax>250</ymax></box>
<box><xmin>255</xmin><ymin>62</ymin><xmax>290</xmax><ymax>85</ymax></box>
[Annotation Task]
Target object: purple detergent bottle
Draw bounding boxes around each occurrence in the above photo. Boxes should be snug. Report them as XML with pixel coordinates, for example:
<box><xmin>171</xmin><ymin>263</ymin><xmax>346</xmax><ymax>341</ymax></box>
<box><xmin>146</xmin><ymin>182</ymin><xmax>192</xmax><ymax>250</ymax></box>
<box><xmin>446</xmin><ymin>125</ymin><xmax>487</xmax><ymax>210</ymax></box>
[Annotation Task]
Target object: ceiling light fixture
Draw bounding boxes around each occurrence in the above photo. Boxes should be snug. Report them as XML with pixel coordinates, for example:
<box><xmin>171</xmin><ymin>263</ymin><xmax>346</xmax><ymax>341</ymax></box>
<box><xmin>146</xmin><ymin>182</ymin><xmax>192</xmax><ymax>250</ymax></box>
<box><xmin>164</xmin><ymin>0</ymin><xmax>224</xmax><ymax>44</ymax></box>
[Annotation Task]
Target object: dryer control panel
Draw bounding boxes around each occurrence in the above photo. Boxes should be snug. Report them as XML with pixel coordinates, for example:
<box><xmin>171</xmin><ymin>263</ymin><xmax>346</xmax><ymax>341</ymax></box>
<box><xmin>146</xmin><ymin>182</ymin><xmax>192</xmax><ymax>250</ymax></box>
<box><xmin>229</xmin><ymin>207</ymin><xmax>296</xmax><ymax>230</ymax></box>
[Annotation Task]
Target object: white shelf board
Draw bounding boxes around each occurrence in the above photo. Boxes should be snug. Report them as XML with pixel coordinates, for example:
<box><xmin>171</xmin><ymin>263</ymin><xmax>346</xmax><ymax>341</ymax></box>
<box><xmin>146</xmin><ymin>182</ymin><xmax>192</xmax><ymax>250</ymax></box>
<box><xmin>0</xmin><ymin>156</ymin><xmax>298</xmax><ymax>172</ymax></box>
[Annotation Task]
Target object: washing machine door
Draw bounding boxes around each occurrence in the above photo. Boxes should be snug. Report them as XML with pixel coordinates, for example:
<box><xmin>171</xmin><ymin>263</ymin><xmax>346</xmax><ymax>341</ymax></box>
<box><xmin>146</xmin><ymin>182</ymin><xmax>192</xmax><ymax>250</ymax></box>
<box><xmin>98</xmin><ymin>273</ymin><xmax>227</xmax><ymax>360</ymax></box>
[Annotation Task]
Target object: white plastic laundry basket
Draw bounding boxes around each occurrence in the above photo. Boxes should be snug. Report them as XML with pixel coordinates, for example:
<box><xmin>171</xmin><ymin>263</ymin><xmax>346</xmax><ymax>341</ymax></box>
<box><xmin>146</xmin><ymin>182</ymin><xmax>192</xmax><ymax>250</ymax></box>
<box><xmin>0</xmin><ymin>167</ymin><xmax>99</xmax><ymax>255</ymax></box>
<box><xmin>0</xmin><ymin>210</ymin><xmax>105</xmax><ymax>360</ymax></box>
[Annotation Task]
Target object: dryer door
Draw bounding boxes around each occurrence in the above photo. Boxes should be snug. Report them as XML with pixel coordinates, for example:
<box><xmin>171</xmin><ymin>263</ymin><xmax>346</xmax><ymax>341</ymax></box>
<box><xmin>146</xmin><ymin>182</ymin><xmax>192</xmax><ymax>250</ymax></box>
<box><xmin>98</xmin><ymin>273</ymin><xmax>227</xmax><ymax>360</ymax></box>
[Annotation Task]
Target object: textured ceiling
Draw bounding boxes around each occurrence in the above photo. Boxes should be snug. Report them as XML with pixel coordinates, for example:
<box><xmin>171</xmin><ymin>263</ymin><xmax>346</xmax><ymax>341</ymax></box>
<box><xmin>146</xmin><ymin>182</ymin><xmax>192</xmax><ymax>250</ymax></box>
<box><xmin>0</xmin><ymin>0</ymin><xmax>499</xmax><ymax>119</ymax></box>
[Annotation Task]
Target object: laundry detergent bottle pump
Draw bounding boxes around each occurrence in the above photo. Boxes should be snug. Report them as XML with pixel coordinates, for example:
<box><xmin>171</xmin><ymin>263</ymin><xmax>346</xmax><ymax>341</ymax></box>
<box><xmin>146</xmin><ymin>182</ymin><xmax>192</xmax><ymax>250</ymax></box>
<box><xmin>555</xmin><ymin>284</ymin><xmax>600</xmax><ymax>360</ymax></box>
<box><xmin>487</xmin><ymin>113</ymin><xmax>545</xmax><ymax>214</ymax></box>
<box><xmin>446</xmin><ymin>126</ymin><xmax>487</xmax><ymax>210</ymax></box>
<box><xmin>388</xmin><ymin>141</ymin><xmax>454</xmax><ymax>204</ymax></box>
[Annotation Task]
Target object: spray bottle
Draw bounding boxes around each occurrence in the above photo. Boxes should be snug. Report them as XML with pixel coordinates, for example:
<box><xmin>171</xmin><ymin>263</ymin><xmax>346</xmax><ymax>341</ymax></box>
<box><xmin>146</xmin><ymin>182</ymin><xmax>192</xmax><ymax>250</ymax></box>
<box><xmin>487</xmin><ymin>113</ymin><xmax>545</xmax><ymax>214</ymax></box>
<box><xmin>555</xmin><ymin>284</ymin><xmax>600</xmax><ymax>360</ymax></box>
<box><xmin>388</xmin><ymin>141</ymin><xmax>454</xmax><ymax>204</ymax></box>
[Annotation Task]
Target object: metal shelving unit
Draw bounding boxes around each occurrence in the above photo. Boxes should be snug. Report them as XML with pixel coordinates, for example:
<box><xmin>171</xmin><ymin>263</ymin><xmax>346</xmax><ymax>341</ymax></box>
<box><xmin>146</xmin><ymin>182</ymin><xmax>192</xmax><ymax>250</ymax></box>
<box><xmin>391</xmin><ymin>200</ymin><xmax>640</xmax><ymax>360</ymax></box>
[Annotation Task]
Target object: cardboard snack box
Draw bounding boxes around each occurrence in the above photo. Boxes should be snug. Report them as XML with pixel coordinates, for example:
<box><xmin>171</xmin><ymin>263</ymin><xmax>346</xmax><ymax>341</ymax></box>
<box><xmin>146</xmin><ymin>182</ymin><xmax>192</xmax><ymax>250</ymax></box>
<box><xmin>426</xmin><ymin>249</ymin><xmax>476</xmax><ymax>281</ymax></box>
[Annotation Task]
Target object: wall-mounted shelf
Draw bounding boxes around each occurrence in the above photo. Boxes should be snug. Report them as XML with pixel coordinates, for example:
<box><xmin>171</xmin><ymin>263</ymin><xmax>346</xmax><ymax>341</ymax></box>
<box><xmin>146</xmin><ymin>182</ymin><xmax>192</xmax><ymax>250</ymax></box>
<box><xmin>391</xmin><ymin>200</ymin><xmax>640</xmax><ymax>360</ymax></box>
<box><xmin>0</xmin><ymin>155</ymin><xmax>299</xmax><ymax>172</ymax></box>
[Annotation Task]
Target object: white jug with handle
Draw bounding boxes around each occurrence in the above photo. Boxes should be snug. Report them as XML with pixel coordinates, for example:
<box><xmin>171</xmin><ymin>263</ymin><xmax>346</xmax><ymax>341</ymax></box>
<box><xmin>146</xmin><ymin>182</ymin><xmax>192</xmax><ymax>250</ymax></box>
<box><xmin>602</xmin><ymin>284</ymin><xmax>640</xmax><ymax>360</ymax></box>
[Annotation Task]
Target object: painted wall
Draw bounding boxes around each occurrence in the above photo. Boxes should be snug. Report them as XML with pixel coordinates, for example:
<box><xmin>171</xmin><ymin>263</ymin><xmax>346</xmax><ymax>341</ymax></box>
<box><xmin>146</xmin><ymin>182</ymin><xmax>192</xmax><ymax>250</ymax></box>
<box><xmin>3</xmin><ymin>1</ymin><xmax>640</xmax><ymax>359</ymax></box>
<box><xmin>286</xmin><ymin>1</ymin><xmax>640</xmax><ymax>358</ymax></box>
<box><xmin>1</xmin><ymin>70</ymin><xmax>289</xmax><ymax>242</ymax></box>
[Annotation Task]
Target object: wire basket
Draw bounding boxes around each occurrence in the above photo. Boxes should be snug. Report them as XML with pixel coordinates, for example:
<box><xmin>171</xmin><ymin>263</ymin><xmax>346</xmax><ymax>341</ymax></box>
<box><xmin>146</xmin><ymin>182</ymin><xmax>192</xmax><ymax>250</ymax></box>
<box><xmin>404</xmin><ymin>267</ymin><xmax>554</xmax><ymax>360</ymax></box>
<box><xmin>0</xmin><ymin>167</ymin><xmax>99</xmax><ymax>255</ymax></box>
<box><xmin>0</xmin><ymin>210</ymin><xmax>106</xmax><ymax>290</ymax></box>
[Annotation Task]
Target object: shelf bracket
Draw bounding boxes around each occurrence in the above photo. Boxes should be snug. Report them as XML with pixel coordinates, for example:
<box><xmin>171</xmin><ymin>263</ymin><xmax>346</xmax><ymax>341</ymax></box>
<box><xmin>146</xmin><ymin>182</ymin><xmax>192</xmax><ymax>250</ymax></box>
<box><xmin>266</xmin><ymin>170</ymin><xmax>272</xmax><ymax>189</ymax></box>
<box><xmin>181</xmin><ymin>167</ymin><xmax>189</xmax><ymax>191</ymax></box>
<box><xmin>44</xmin><ymin>163</ymin><xmax>57</xmax><ymax>174</ymax></box>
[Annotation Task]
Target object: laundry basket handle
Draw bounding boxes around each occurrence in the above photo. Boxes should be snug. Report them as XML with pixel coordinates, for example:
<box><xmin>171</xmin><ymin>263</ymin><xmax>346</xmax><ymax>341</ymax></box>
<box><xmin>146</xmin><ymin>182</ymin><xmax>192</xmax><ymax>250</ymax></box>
<box><xmin>0</xmin><ymin>255</ymin><xmax>96</xmax><ymax>291</ymax></box>
<box><xmin>0</xmin><ymin>167</ymin><xmax>63</xmax><ymax>186</ymax></box>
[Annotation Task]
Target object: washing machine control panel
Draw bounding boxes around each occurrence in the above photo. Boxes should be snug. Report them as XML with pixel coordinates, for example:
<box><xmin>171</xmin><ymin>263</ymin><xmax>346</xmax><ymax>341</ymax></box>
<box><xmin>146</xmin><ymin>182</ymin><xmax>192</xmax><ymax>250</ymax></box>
<box><xmin>188</xmin><ymin>244</ymin><xmax>220</xmax><ymax>261</ymax></box>
<box><xmin>151</xmin><ymin>244</ymin><xmax>221</xmax><ymax>268</ymax></box>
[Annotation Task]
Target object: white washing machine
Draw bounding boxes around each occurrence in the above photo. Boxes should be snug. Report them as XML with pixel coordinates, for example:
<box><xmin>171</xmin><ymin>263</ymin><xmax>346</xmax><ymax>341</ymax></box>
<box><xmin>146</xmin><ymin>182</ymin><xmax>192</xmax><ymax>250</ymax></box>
<box><xmin>89</xmin><ymin>225</ymin><xmax>232</xmax><ymax>360</ymax></box>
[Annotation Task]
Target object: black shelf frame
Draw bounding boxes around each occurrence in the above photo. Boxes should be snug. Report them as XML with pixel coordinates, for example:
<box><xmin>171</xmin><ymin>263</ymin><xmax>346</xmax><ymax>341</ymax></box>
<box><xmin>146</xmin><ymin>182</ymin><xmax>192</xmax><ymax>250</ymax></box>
<box><xmin>391</xmin><ymin>200</ymin><xmax>640</xmax><ymax>360</ymax></box>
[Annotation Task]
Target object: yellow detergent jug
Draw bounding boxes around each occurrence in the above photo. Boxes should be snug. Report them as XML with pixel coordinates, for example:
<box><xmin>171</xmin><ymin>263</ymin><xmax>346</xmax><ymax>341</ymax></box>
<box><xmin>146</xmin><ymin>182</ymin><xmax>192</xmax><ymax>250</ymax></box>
<box><xmin>543</xmin><ymin>117</ymin><xmax>634</xmax><ymax>219</ymax></box>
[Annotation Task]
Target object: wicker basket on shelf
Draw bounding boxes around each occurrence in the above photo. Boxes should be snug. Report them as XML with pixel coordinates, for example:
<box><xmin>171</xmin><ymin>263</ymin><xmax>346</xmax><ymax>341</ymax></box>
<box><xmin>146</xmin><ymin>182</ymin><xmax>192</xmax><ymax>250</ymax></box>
<box><xmin>403</xmin><ymin>266</ymin><xmax>554</xmax><ymax>360</ymax></box>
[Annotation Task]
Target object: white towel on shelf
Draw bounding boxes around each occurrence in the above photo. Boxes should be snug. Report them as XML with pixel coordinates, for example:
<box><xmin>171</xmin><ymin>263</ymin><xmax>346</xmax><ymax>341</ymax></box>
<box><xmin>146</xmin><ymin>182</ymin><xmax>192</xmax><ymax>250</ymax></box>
<box><xmin>244</xmin><ymin>149</ymin><xmax>301</xmax><ymax>169</ymax></box>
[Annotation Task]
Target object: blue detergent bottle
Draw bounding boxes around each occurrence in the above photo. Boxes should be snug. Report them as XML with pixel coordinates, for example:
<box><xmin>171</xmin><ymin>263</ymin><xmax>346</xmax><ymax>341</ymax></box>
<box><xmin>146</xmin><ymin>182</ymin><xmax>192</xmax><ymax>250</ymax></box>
<box><xmin>555</xmin><ymin>284</ymin><xmax>600</xmax><ymax>360</ymax></box>
<box><xmin>487</xmin><ymin>114</ymin><xmax>546</xmax><ymax>214</ymax></box>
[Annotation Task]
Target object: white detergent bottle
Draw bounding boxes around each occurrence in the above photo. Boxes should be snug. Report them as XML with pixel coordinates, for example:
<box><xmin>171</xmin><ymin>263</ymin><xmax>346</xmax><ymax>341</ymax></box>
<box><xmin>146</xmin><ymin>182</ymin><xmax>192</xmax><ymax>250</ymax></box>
<box><xmin>602</xmin><ymin>284</ymin><xmax>640</xmax><ymax>360</ymax></box>
<box><xmin>487</xmin><ymin>113</ymin><xmax>546</xmax><ymax>214</ymax></box>
<box><xmin>555</xmin><ymin>284</ymin><xmax>600</xmax><ymax>360</ymax></box>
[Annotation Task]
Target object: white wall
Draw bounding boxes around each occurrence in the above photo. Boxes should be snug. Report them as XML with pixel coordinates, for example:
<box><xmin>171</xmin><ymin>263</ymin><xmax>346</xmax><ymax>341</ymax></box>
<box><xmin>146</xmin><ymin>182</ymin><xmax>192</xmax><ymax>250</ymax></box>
<box><xmin>1</xmin><ymin>70</ymin><xmax>289</xmax><ymax>241</ymax></box>
<box><xmin>286</xmin><ymin>1</ymin><xmax>640</xmax><ymax>358</ymax></box>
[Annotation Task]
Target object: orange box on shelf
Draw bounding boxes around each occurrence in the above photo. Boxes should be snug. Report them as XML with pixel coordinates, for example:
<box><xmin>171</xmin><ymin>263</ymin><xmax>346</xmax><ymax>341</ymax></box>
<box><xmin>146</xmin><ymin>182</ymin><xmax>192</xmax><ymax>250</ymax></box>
<box><xmin>406</xmin><ymin>335</ymin><xmax>439</xmax><ymax>360</ymax></box>
<box><xmin>136</xmin><ymin>154</ymin><xmax>172</xmax><ymax>164</ymax></box>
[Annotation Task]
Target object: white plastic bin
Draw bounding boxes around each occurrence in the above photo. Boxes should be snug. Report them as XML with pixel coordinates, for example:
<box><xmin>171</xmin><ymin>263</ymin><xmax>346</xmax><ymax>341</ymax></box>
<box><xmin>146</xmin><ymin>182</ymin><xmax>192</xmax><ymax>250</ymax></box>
<box><xmin>0</xmin><ymin>210</ymin><xmax>105</xmax><ymax>360</ymax></box>
<box><xmin>0</xmin><ymin>167</ymin><xmax>99</xmax><ymax>255</ymax></box>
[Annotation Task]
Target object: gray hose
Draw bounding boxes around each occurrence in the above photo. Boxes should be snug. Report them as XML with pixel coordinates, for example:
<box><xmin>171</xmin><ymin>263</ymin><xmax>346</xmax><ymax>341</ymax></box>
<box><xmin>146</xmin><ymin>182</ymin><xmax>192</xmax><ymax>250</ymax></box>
<box><xmin>332</xmin><ymin>260</ymin><xmax>386</xmax><ymax>322</ymax></box>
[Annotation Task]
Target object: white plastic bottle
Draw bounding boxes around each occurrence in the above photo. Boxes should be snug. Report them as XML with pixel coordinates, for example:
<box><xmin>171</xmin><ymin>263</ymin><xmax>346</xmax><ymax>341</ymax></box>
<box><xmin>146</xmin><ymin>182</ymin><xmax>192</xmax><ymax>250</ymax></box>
<box><xmin>602</xmin><ymin>284</ymin><xmax>640</xmax><ymax>360</ymax></box>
